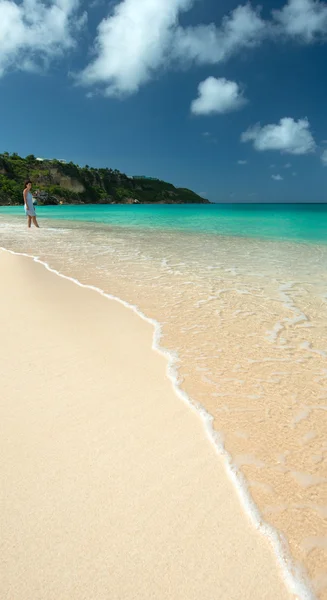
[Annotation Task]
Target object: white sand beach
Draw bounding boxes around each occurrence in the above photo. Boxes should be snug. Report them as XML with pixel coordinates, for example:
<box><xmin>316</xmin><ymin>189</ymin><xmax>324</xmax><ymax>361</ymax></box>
<box><xmin>0</xmin><ymin>250</ymin><xmax>294</xmax><ymax>600</ymax></box>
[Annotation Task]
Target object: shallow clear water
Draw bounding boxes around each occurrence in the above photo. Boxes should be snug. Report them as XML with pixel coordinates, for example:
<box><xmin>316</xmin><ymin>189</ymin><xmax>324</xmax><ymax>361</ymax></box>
<box><xmin>1</xmin><ymin>203</ymin><xmax>327</xmax><ymax>242</ymax></box>
<box><xmin>1</xmin><ymin>204</ymin><xmax>327</xmax><ymax>599</ymax></box>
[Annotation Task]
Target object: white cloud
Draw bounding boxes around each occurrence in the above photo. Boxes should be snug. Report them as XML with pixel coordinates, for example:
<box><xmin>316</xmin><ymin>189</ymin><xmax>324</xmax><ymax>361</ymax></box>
<box><xmin>272</xmin><ymin>174</ymin><xmax>283</xmax><ymax>180</ymax></box>
<box><xmin>241</xmin><ymin>117</ymin><xmax>316</xmax><ymax>155</ymax></box>
<box><xmin>78</xmin><ymin>1</ymin><xmax>267</xmax><ymax>96</ymax></box>
<box><xmin>173</xmin><ymin>4</ymin><xmax>266</xmax><ymax>65</ymax></box>
<box><xmin>3</xmin><ymin>0</ymin><xmax>327</xmax><ymax>95</ymax></box>
<box><xmin>191</xmin><ymin>77</ymin><xmax>247</xmax><ymax>116</ymax></box>
<box><xmin>284</xmin><ymin>162</ymin><xmax>292</xmax><ymax>168</ymax></box>
<box><xmin>78</xmin><ymin>0</ymin><xmax>193</xmax><ymax>96</ymax></box>
<box><xmin>273</xmin><ymin>0</ymin><xmax>327</xmax><ymax>43</ymax></box>
<box><xmin>77</xmin><ymin>0</ymin><xmax>270</xmax><ymax>96</ymax></box>
<box><xmin>321</xmin><ymin>149</ymin><xmax>327</xmax><ymax>165</ymax></box>
<box><xmin>0</xmin><ymin>0</ymin><xmax>86</xmax><ymax>77</ymax></box>
<box><xmin>238</xmin><ymin>160</ymin><xmax>248</xmax><ymax>165</ymax></box>
<box><xmin>175</xmin><ymin>0</ymin><xmax>327</xmax><ymax>68</ymax></box>
<box><xmin>77</xmin><ymin>0</ymin><xmax>327</xmax><ymax>97</ymax></box>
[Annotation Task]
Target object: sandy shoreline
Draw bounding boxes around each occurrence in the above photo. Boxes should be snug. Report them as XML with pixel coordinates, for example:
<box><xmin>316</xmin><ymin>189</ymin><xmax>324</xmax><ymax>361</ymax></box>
<box><xmin>0</xmin><ymin>250</ymin><xmax>294</xmax><ymax>600</ymax></box>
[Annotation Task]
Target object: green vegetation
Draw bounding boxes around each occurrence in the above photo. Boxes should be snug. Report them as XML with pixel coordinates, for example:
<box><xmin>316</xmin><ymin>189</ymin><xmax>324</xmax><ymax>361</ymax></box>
<box><xmin>0</xmin><ymin>153</ymin><xmax>209</xmax><ymax>206</ymax></box>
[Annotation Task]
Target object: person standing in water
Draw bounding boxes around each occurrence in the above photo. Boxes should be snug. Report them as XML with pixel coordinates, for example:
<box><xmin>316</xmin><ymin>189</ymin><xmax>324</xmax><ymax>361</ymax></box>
<box><xmin>23</xmin><ymin>180</ymin><xmax>39</xmax><ymax>228</ymax></box>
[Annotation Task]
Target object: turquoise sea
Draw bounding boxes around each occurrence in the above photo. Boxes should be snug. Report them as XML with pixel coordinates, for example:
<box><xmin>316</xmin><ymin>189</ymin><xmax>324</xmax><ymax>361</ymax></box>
<box><xmin>1</xmin><ymin>202</ymin><xmax>326</xmax><ymax>599</ymax></box>
<box><xmin>1</xmin><ymin>202</ymin><xmax>327</xmax><ymax>242</ymax></box>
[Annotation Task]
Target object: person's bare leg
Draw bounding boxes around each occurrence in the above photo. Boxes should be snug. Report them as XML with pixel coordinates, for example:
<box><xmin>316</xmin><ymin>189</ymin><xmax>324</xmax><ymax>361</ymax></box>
<box><xmin>27</xmin><ymin>216</ymin><xmax>32</xmax><ymax>228</ymax></box>
<box><xmin>32</xmin><ymin>216</ymin><xmax>40</xmax><ymax>228</ymax></box>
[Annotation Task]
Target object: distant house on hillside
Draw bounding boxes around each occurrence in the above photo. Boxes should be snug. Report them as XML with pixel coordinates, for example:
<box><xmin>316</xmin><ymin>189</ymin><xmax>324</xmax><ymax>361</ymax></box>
<box><xmin>133</xmin><ymin>175</ymin><xmax>159</xmax><ymax>181</ymax></box>
<box><xmin>36</xmin><ymin>157</ymin><xmax>66</xmax><ymax>163</ymax></box>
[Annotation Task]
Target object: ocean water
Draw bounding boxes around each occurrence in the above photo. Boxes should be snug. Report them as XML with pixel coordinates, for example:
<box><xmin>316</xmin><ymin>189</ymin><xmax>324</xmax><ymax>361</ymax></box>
<box><xmin>1</xmin><ymin>204</ymin><xmax>327</xmax><ymax>599</ymax></box>
<box><xmin>1</xmin><ymin>203</ymin><xmax>327</xmax><ymax>241</ymax></box>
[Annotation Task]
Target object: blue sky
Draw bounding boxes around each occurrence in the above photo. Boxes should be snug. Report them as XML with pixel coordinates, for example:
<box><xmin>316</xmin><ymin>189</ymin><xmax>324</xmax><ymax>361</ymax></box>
<box><xmin>1</xmin><ymin>0</ymin><xmax>327</xmax><ymax>203</ymax></box>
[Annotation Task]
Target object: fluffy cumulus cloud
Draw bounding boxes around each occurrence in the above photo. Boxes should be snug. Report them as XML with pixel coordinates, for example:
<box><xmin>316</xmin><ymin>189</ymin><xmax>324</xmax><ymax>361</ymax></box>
<box><xmin>2</xmin><ymin>0</ymin><xmax>327</xmax><ymax>93</ymax></box>
<box><xmin>172</xmin><ymin>4</ymin><xmax>266</xmax><ymax>66</ymax></box>
<box><xmin>322</xmin><ymin>149</ymin><xmax>327</xmax><ymax>165</ymax></box>
<box><xmin>176</xmin><ymin>0</ymin><xmax>327</xmax><ymax>66</ymax></box>
<box><xmin>78</xmin><ymin>0</ymin><xmax>265</xmax><ymax>96</ymax></box>
<box><xmin>241</xmin><ymin>117</ymin><xmax>316</xmax><ymax>154</ymax></box>
<box><xmin>273</xmin><ymin>0</ymin><xmax>327</xmax><ymax>42</ymax></box>
<box><xmin>78</xmin><ymin>0</ymin><xmax>327</xmax><ymax>96</ymax></box>
<box><xmin>0</xmin><ymin>0</ymin><xmax>86</xmax><ymax>77</ymax></box>
<box><xmin>78</xmin><ymin>0</ymin><xmax>269</xmax><ymax>96</ymax></box>
<box><xmin>78</xmin><ymin>0</ymin><xmax>193</xmax><ymax>96</ymax></box>
<box><xmin>272</xmin><ymin>174</ymin><xmax>283</xmax><ymax>180</ymax></box>
<box><xmin>191</xmin><ymin>77</ymin><xmax>247</xmax><ymax>116</ymax></box>
<box><xmin>80</xmin><ymin>0</ymin><xmax>327</xmax><ymax>97</ymax></box>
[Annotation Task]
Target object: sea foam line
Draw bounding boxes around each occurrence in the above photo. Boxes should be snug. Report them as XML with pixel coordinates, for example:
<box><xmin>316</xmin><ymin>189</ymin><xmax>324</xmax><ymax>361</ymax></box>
<box><xmin>0</xmin><ymin>245</ymin><xmax>316</xmax><ymax>600</ymax></box>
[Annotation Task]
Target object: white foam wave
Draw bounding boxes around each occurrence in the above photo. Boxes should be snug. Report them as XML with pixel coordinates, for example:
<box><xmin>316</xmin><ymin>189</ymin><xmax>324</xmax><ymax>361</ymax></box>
<box><xmin>0</xmin><ymin>245</ymin><xmax>316</xmax><ymax>600</ymax></box>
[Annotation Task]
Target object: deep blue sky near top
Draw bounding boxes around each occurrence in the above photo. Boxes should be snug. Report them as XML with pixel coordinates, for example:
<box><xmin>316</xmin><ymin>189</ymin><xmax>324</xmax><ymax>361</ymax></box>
<box><xmin>1</xmin><ymin>0</ymin><xmax>327</xmax><ymax>202</ymax></box>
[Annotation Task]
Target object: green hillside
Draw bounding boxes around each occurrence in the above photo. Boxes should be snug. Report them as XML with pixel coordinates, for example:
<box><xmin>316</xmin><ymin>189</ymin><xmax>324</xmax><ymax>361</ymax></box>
<box><xmin>0</xmin><ymin>153</ymin><xmax>209</xmax><ymax>206</ymax></box>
